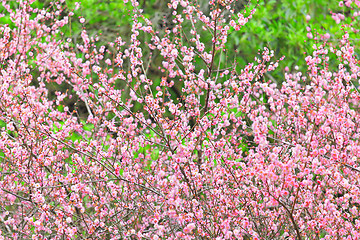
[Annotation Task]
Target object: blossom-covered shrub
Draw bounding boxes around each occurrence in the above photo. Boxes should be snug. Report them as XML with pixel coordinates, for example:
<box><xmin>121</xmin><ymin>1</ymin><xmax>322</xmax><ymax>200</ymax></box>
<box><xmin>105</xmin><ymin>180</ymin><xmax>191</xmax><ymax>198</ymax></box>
<box><xmin>1</xmin><ymin>0</ymin><xmax>360</xmax><ymax>239</ymax></box>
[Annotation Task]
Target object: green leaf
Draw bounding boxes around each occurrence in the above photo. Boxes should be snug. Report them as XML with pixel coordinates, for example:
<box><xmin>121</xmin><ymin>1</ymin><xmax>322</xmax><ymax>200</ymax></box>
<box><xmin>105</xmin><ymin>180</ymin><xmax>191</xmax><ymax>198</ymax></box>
<box><xmin>0</xmin><ymin>120</ymin><xmax>6</xmax><ymax>128</ymax></box>
<box><xmin>151</xmin><ymin>148</ymin><xmax>159</xmax><ymax>161</ymax></box>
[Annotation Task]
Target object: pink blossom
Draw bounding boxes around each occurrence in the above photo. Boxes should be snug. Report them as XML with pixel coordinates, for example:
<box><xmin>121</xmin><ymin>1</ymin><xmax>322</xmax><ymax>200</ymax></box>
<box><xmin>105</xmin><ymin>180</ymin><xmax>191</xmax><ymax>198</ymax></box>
<box><xmin>323</xmin><ymin>33</ymin><xmax>331</xmax><ymax>39</ymax></box>
<box><xmin>183</xmin><ymin>223</ymin><xmax>196</xmax><ymax>234</ymax></box>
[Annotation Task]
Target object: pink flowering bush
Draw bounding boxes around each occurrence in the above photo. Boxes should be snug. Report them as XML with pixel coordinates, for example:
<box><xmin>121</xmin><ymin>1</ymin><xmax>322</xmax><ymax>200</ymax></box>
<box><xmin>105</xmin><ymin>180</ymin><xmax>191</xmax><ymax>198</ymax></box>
<box><xmin>1</xmin><ymin>0</ymin><xmax>360</xmax><ymax>239</ymax></box>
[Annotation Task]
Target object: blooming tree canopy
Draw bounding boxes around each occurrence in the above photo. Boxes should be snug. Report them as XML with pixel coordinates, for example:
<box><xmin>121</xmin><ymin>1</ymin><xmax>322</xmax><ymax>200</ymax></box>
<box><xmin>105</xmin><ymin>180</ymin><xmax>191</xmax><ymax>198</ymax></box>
<box><xmin>1</xmin><ymin>0</ymin><xmax>360</xmax><ymax>239</ymax></box>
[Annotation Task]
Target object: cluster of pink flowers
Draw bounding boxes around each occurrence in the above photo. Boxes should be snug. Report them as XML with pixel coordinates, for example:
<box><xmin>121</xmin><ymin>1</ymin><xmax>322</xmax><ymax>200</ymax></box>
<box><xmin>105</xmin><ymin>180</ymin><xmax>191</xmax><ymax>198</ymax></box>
<box><xmin>1</xmin><ymin>0</ymin><xmax>360</xmax><ymax>239</ymax></box>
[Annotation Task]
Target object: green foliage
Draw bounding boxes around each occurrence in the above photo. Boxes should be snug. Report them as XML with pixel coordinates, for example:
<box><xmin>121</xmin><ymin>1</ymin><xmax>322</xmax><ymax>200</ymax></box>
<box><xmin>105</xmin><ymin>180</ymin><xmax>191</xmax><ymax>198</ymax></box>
<box><xmin>70</xmin><ymin>0</ymin><xmax>132</xmax><ymax>25</ymax></box>
<box><xmin>0</xmin><ymin>119</ymin><xmax>6</xmax><ymax>128</ymax></box>
<box><xmin>228</xmin><ymin>0</ymin><xmax>350</xmax><ymax>79</ymax></box>
<box><xmin>64</xmin><ymin>0</ymin><xmax>134</xmax><ymax>39</ymax></box>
